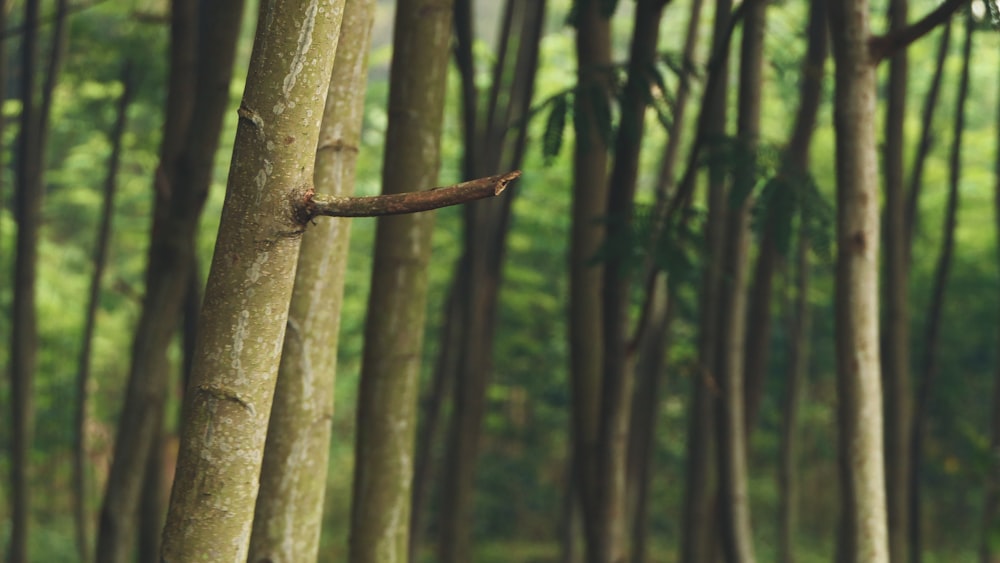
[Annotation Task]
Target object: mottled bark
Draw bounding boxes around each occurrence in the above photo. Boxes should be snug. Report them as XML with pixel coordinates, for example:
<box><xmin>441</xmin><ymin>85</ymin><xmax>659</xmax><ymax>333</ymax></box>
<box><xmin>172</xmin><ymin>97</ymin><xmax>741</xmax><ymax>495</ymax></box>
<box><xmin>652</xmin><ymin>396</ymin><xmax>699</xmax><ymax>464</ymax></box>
<box><xmin>73</xmin><ymin>67</ymin><xmax>133</xmax><ymax>563</ymax></box>
<box><xmin>829</xmin><ymin>0</ymin><xmax>889</xmax><ymax>560</ymax></box>
<box><xmin>909</xmin><ymin>14</ymin><xmax>971</xmax><ymax>563</ymax></box>
<box><xmin>568</xmin><ymin>0</ymin><xmax>611</xmax><ymax>559</ymax></box>
<box><xmin>97</xmin><ymin>0</ymin><xmax>247</xmax><ymax>559</ymax></box>
<box><xmin>9</xmin><ymin>1</ymin><xmax>41</xmax><ymax>560</ymax></box>
<box><xmin>159</xmin><ymin>1</ymin><xmax>345</xmax><ymax>560</ymax></box>
<box><xmin>248</xmin><ymin>0</ymin><xmax>373</xmax><ymax>560</ymax></box>
<box><xmin>347</xmin><ymin>0</ymin><xmax>454</xmax><ymax>560</ymax></box>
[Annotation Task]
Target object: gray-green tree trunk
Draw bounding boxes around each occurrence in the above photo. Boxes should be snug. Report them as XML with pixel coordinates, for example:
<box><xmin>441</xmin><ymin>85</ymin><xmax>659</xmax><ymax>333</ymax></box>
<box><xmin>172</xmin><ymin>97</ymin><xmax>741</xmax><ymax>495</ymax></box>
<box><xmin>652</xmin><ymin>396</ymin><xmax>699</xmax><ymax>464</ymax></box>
<box><xmin>568</xmin><ymin>0</ymin><xmax>611</xmax><ymax>559</ymax></box>
<box><xmin>159</xmin><ymin>2</ymin><xmax>345</xmax><ymax>559</ymax></box>
<box><xmin>248</xmin><ymin>0</ymin><xmax>374</xmax><ymax>560</ymax></box>
<box><xmin>9</xmin><ymin>1</ymin><xmax>41</xmax><ymax>560</ymax></box>
<box><xmin>97</xmin><ymin>1</ymin><xmax>246</xmax><ymax>559</ymax></box>
<box><xmin>829</xmin><ymin>1</ymin><xmax>889</xmax><ymax>560</ymax></box>
<box><xmin>909</xmin><ymin>14</ymin><xmax>972</xmax><ymax>563</ymax></box>
<box><xmin>347</xmin><ymin>0</ymin><xmax>454</xmax><ymax>560</ymax></box>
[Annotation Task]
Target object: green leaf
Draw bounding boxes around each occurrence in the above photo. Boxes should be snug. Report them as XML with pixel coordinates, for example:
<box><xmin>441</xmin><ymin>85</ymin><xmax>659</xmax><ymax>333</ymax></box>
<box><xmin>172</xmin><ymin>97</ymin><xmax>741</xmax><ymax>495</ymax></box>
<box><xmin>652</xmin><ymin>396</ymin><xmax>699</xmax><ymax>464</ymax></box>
<box><xmin>542</xmin><ymin>94</ymin><xmax>569</xmax><ymax>166</ymax></box>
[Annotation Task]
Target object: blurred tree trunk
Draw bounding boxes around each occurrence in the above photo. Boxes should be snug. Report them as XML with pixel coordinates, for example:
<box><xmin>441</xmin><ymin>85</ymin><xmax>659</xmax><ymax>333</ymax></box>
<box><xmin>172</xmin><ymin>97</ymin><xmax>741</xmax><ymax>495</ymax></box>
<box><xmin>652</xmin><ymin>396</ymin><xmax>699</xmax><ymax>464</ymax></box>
<box><xmin>985</xmin><ymin>34</ymin><xmax>1000</xmax><ymax>563</ymax></box>
<box><xmin>715</xmin><ymin>3</ymin><xmax>765</xmax><ymax>562</ymax></box>
<box><xmin>882</xmin><ymin>0</ymin><xmax>912</xmax><ymax>559</ymax></box>
<box><xmin>909</xmin><ymin>13</ymin><xmax>972</xmax><ymax>563</ymax></box>
<box><xmin>348</xmin><ymin>0</ymin><xmax>453</xmax><ymax>560</ymax></box>
<box><xmin>904</xmin><ymin>23</ymin><xmax>950</xmax><ymax>254</ymax></box>
<box><xmin>776</xmin><ymin>0</ymin><xmax>827</xmax><ymax>561</ymax></box>
<box><xmin>159</xmin><ymin>1</ymin><xmax>344</xmax><ymax>559</ymax></box>
<box><xmin>436</xmin><ymin>2</ymin><xmax>545</xmax><ymax>560</ymax></box>
<box><xmin>248</xmin><ymin>0</ymin><xmax>375</xmax><ymax>560</ymax></box>
<box><xmin>73</xmin><ymin>66</ymin><xmax>133</xmax><ymax>563</ymax></box>
<box><xmin>567</xmin><ymin>0</ymin><xmax>611</xmax><ymax>559</ymax></box>
<box><xmin>680</xmin><ymin>0</ymin><xmax>733</xmax><ymax>560</ymax></box>
<box><xmin>9</xmin><ymin>1</ymin><xmax>41</xmax><ymax>560</ymax></box>
<box><xmin>592</xmin><ymin>2</ymin><xmax>668</xmax><ymax>561</ymax></box>
<box><xmin>829</xmin><ymin>1</ymin><xmax>889</xmax><ymax>560</ymax></box>
<box><xmin>97</xmin><ymin>0</ymin><xmax>248</xmax><ymax>559</ymax></box>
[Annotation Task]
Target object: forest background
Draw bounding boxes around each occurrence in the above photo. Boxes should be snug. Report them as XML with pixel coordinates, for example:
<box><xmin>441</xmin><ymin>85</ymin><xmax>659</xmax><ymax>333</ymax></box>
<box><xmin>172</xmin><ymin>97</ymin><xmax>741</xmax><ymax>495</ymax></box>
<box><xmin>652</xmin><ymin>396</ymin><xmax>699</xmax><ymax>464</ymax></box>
<box><xmin>1</xmin><ymin>0</ymin><xmax>999</xmax><ymax>561</ymax></box>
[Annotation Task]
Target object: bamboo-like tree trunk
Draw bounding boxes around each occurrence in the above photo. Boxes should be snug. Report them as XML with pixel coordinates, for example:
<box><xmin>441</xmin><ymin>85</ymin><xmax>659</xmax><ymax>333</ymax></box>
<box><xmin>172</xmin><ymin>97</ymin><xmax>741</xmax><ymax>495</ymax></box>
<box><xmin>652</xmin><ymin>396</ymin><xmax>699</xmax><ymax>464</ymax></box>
<box><xmin>348</xmin><ymin>0</ymin><xmax>453</xmax><ymax>560</ymax></box>
<box><xmin>909</xmin><ymin>14</ymin><xmax>972</xmax><ymax>563</ymax></box>
<box><xmin>72</xmin><ymin>66</ymin><xmax>133</xmax><ymax>563</ymax></box>
<box><xmin>97</xmin><ymin>1</ymin><xmax>247</xmax><ymax>559</ymax></box>
<box><xmin>568</xmin><ymin>1</ymin><xmax>611</xmax><ymax>559</ymax></box>
<box><xmin>776</xmin><ymin>1</ymin><xmax>827</xmax><ymax>561</ymax></box>
<box><xmin>10</xmin><ymin>1</ymin><xmax>41</xmax><ymax>560</ymax></box>
<box><xmin>159</xmin><ymin>2</ymin><xmax>345</xmax><ymax>559</ymax></box>
<box><xmin>248</xmin><ymin>0</ymin><xmax>374</xmax><ymax>560</ymax></box>
<box><xmin>829</xmin><ymin>1</ymin><xmax>889</xmax><ymax>560</ymax></box>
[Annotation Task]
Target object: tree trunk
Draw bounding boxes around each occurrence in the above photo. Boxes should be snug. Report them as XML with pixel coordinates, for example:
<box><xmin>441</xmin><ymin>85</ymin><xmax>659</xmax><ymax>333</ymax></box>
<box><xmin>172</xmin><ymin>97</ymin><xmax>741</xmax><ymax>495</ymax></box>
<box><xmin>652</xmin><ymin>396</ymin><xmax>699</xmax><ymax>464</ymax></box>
<box><xmin>594</xmin><ymin>2</ymin><xmax>668</xmax><ymax>561</ymax></box>
<box><xmin>909</xmin><ymin>14</ymin><xmax>971</xmax><ymax>563</ymax></box>
<box><xmin>776</xmin><ymin>1</ymin><xmax>827</xmax><ymax>561</ymax></box>
<box><xmin>437</xmin><ymin>2</ymin><xmax>546</xmax><ymax>560</ymax></box>
<box><xmin>882</xmin><ymin>0</ymin><xmax>912</xmax><ymax>559</ymax></box>
<box><xmin>72</xmin><ymin>66</ymin><xmax>133</xmax><ymax>563</ymax></box>
<box><xmin>348</xmin><ymin>0</ymin><xmax>453</xmax><ymax>560</ymax></box>
<box><xmin>680</xmin><ymin>0</ymin><xmax>733</xmax><ymax>561</ymax></box>
<box><xmin>568</xmin><ymin>0</ymin><xmax>611</xmax><ymax>559</ymax></box>
<box><xmin>97</xmin><ymin>0</ymin><xmax>247</xmax><ymax>559</ymax></box>
<box><xmin>159</xmin><ymin>2</ymin><xmax>344</xmax><ymax>559</ymax></box>
<box><xmin>715</xmin><ymin>3</ymin><xmax>765</xmax><ymax>563</ymax></box>
<box><xmin>248</xmin><ymin>0</ymin><xmax>375</xmax><ymax>560</ymax></box>
<box><xmin>829</xmin><ymin>1</ymin><xmax>889</xmax><ymax>560</ymax></box>
<box><xmin>9</xmin><ymin>1</ymin><xmax>41</xmax><ymax>559</ymax></box>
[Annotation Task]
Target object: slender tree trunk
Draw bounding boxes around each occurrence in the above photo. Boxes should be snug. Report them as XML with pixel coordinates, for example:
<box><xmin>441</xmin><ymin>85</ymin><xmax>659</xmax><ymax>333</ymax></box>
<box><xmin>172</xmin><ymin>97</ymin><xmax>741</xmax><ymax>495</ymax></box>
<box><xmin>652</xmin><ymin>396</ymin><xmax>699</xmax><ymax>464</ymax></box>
<box><xmin>348</xmin><ymin>0</ymin><xmax>453</xmax><ymax>560</ymax></box>
<box><xmin>904</xmin><ymin>23</ymin><xmax>951</xmax><ymax>254</ymax></box>
<box><xmin>715</xmin><ymin>3</ymin><xmax>765</xmax><ymax>562</ymax></box>
<box><xmin>248</xmin><ymin>1</ymin><xmax>375</xmax><ymax>560</ymax></box>
<box><xmin>882</xmin><ymin>0</ymin><xmax>912</xmax><ymax>559</ymax></box>
<box><xmin>568</xmin><ymin>0</ymin><xmax>612</xmax><ymax>559</ymax></box>
<box><xmin>681</xmin><ymin>0</ymin><xmax>733</xmax><ymax>561</ymax></box>
<box><xmin>9</xmin><ymin>1</ymin><xmax>41</xmax><ymax>560</ymax></box>
<box><xmin>437</xmin><ymin>2</ymin><xmax>546</xmax><ymax>560</ymax></box>
<box><xmin>97</xmin><ymin>0</ymin><xmax>249</xmax><ymax>559</ymax></box>
<box><xmin>159</xmin><ymin>2</ymin><xmax>345</xmax><ymax>559</ymax></box>
<box><xmin>909</xmin><ymin>14</ymin><xmax>972</xmax><ymax>563</ymax></box>
<box><xmin>73</xmin><ymin>66</ymin><xmax>133</xmax><ymax>563</ymax></box>
<box><xmin>829</xmin><ymin>1</ymin><xmax>889</xmax><ymax>560</ymax></box>
<box><xmin>776</xmin><ymin>1</ymin><xmax>827</xmax><ymax>561</ymax></box>
<box><xmin>595</xmin><ymin>2</ymin><xmax>668</xmax><ymax>561</ymax></box>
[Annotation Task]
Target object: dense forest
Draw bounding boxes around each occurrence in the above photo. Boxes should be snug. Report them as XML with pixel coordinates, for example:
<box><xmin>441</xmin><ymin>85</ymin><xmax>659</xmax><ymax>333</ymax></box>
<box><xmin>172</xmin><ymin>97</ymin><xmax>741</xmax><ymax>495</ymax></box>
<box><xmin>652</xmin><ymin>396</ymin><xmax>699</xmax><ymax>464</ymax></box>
<box><xmin>2</xmin><ymin>0</ymin><xmax>1000</xmax><ymax>561</ymax></box>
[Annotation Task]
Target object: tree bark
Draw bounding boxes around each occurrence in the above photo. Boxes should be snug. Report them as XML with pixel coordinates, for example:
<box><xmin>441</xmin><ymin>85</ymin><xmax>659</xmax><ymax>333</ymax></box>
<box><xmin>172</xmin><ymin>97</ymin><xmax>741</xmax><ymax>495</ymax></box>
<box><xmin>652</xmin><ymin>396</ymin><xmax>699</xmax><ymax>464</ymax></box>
<box><xmin>347</xmin><ymin>0</ymin><xmax>454</xmax><ymax>560</ymax></box>
<box><xmin>159</xmin><ymin>1</ymin><xmax>345</xmax><ymax>559</ymax></box>
<box><xmin>9</xmin><ymin>1</ymin><xmax>41</xmax><ymax>560</ymax></box>
<box><xmin>829</xmin><ymin>0</ymin><xmax>890</xmax><ymax>560</ymax></box>
<box><xmin>72</xmin><ymin>66</ymin><xmax>133</xmax><ymax>563</ymax></box>
<box><xmin>909</xmin><ymin>13</ymin><xmax>971</xmax><ymax>563</ymax></box>
<box><xmin>247</xmin><ymin>0</ymin><xmax>374</xmax><ymax>561</ymax></box>
<box><xmin>568</xmin><ymin>0</ymin><xmax>612</xmax><ymax>559</ymax></box>
<box><xmin>97</xmin><ymin>0</ymin><xmax>247</xmax><ymax>559</ymax></box>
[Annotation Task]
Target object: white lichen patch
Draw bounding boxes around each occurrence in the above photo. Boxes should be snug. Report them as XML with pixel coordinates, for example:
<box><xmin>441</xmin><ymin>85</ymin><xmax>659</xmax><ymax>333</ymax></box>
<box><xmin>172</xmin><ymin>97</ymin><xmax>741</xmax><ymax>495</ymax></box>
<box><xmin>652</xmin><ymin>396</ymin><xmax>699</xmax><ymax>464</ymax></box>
<box><xmin>276</xmin><ymin>0</ymin><xmax>319</xmax><ymax>115</ymax></box>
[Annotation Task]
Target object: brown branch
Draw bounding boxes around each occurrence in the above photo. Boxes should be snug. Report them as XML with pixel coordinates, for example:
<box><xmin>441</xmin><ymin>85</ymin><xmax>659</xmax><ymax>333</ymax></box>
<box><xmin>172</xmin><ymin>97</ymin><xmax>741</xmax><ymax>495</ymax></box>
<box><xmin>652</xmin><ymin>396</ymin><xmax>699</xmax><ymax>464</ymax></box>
<box><xmin>868</xmin><ymin>0</ymin><xmax>966</xmax><ymax>63</ymax></box>
<box><xmin>304</xmin><ymin>170</ymin><xmax>521</xmax><ymax>220</ymax></box>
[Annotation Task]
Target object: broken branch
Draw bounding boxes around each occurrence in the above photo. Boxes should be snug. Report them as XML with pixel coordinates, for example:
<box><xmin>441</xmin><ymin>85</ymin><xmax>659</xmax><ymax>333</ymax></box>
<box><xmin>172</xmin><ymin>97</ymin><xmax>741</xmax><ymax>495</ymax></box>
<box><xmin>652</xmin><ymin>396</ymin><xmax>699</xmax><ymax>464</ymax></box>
<box><xmin>304</xmin><ymin>170</ymin><xmax>521</xmax><ymax>219</ymax></box>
